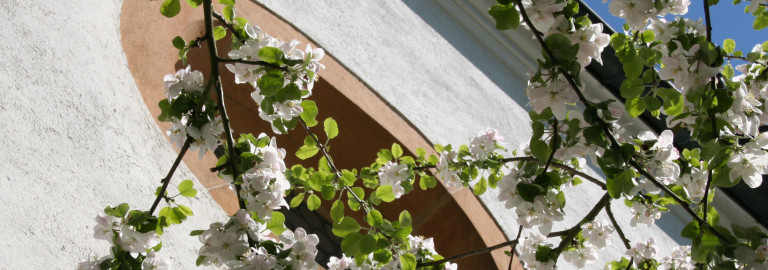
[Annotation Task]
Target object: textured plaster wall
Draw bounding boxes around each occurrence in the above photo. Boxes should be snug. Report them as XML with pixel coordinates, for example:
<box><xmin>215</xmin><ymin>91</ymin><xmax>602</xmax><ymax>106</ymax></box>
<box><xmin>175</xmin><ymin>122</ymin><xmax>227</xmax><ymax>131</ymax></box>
<box><xmin>255</xmin><ymin>0</ymin><xmax>692</xmax><ymax>268</ymax></box>
<box><xmin>0</xmin><ymin>0</ymin><xmax>225</xmax><ymax>268</ymax></box>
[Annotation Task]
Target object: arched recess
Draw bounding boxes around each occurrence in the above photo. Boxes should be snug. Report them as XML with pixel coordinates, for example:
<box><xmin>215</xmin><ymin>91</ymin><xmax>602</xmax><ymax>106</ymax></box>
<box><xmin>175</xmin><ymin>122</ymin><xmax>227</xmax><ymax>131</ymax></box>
<box><xmin>120</xmin><ymin>1</ymin><xmax>517</xmax><ymax>269</ymax></box>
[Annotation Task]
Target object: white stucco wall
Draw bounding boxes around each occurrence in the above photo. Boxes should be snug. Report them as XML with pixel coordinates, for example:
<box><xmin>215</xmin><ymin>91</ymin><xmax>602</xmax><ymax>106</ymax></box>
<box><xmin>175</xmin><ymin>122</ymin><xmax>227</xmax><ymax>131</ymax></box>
<box><xmin>0</xmin><ymin>0</ymin><xmax>226</xmax><ymax>268</ymax></box>
<box><xmin>253</xmin><ymin>0</ymin><xmax>732</xmax><ymax>268</ymax></box>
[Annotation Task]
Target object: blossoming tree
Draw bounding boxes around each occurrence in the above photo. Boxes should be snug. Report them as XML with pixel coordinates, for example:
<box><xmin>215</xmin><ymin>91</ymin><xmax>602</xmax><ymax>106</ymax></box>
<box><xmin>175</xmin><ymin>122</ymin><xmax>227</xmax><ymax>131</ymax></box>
<box><xmin>79</xmin><ymin>0</ymin><xmax>768</xmax><ymax>269</ymax></box>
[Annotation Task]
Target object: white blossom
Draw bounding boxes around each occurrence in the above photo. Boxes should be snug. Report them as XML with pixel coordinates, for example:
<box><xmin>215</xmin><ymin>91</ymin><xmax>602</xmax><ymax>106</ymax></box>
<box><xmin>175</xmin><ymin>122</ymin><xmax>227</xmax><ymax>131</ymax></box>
<box><xmin>378</xmin><ymin>161</ymin><xmax>409</xmax><ymax>199</ymax></box>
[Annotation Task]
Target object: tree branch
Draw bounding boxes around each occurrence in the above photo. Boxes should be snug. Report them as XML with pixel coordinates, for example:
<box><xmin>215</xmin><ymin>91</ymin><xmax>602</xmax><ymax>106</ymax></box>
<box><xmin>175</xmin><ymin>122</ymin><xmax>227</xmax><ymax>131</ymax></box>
<box><xmin>606</xmin><ymin>199</ymin><xmax>632</xmax><ymax>250</ymax></box>
<box><xmin>216</xmin><ymin>57</ymin><xmax>289</xmax><ymax>72</ymax></box>
<box><xmin>416</xmin><ymin>238</ymin><xmax>520</xmax><ymax>268</ymax></box>
<box><xmin>513</xmin><ymin>0</ymin><xmax>731</xmax><ymax>243</ymax></box>
<box><xmin>149</xmin><ymin>140</ymin><xmax>192</xmax><ymax>215</ymax></box>
<box><xmin>204</xmin><ymin>0</ymin><xmax>247</xmax><ymax>211</ymax></box>
<box><xmin>553</xmin><ymin>193</ymin><xmax>610</xmax><ymax>253</ymax></box>
<box><xmin>414</xmin><ymin>156</ymin><xmax>606</xmax><ymax>189</ymax></box>
<box><xmin>298</xmin><ymin>118</ymin><xmax>371</xmax><ymax>213</ymax></box>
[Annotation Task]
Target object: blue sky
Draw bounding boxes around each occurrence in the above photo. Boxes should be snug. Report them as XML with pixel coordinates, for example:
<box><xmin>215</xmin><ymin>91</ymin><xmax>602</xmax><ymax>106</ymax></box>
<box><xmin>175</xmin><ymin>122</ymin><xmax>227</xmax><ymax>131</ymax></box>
<box><xmin>584</xmin><ymin>1</ymin><xmax>765</xmax><ymax>54</ymax></box>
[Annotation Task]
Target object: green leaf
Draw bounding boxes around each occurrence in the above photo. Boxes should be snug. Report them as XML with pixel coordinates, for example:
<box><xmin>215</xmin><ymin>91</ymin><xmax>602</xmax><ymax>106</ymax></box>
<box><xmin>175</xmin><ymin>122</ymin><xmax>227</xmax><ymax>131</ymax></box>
<box><xmin>324</xmin><ymin>117</ymin><xmax>339</xmax><ymax>139</ymax></box>
<box><xmin>177</xmin><ymin>205</ymin><xmax>193</xmax><ymax>216</ymax></box>
<box><xmin>375</xmin><ymin>185</ymin><xmax>396</xmax><ymax>202</ymax></box>
<box><xmin>213</xmin><ymin>26</ymin><xmax>226</xmax><ymax>41</ymax></box>
<box><xmin>332</xmin><ymin>217</ymin><xmax>361</xmax><ymax>237</ymax></box>
<box><xmin>223</xmin><ymin>5</ymin><xmax>235</xmax><ymax>22</ymax></box>
<box><xmin>359</xmin><ymin>234</ymin><xmax>377</xmax><ymax>254</ymax></box>
<box><xmin>620</xmin><ymin>78</ymin><xmax>645</xmax><ymax>99</ymax></box>
<box><xmin>340</xmin><ymin>170</ymin><xmax>357</xmax><ymax>187</ymax></box>
<box><xmin>172</xmin><ymin>36</ymin><xmax>185</xmax><ymax>50</ymax></box>
<box><xmin>544</xmin><ymin>33</ymin><xmax>578</xmax><ymax>62</ymax></box>
<box><xmin>299</xmin><ymin>100</ymin><xmax>319</xmax><ymax>127</ymax></box>
<box><xmin>657</xmin><ymin>88</ymin><xmax>684</xmax><ymax>116</ymax></box>
<box><xmin>516</xmin><ymin>182</ymin><xmax>544</xmax><ymax>202</ymax></box>
<box><xmin>218</xmin><ymin>0</ymin><xmax>235</xmax><ymax>5</ymax></box>
<box><xmin>185</xmin><ymin>0</ymin><xmax>202</xmax><ymax>8</ymax></box>
<box><xmin>159</xmin><ymin>206</ymin><xmax>181</xmax><ymax>224</ymax></box>
<box><xmin>189</xmin><ymin>230</ymin><xmax>204</xmax><ymax>236</ymax></box>
<box><xmin>267</xmin><ymin>212</ymin><xmax>286</xmax><ymax>235</ymax></box>
<box><xmin>583</xmin><ymin>125</ymin><xmax>607</xmax><ymax>148</ymax></box>
<box><xmin>723</xmin><ymin>39</ymin><xmax>736</xmax><ymax>54</ymax></box>
<box><xmin>625</xmin><ymin>96</ymin><xmax>646</xmax><ymax>118</ymax></box>
<box><xmin>391</xmin><ymin>143</ymin><xmax>403</xmax><ymax>159</ymax></box>
<box><xmin>295</xmin><ymin>145</ymin><xmax>319</xmax><ymax>160</ymax></box>
<box><xmin>606</xmin><ymin>172</ymin><xmax>633</xmax><ymax>198</ymax></box>
<box><xmin>105</xmin><ymin>203</ymin><xmax>130</xmax><ymax>217</ymax></box>
<box><xmin>160</xmin><ymin>0</ymin><xmax>181</xmax><ymax>18</ymax></box>
<box><xmin>331</xmin><ymin>200</ymin><xmax>345</xmax><ymax>223</ymax></box>
<box><xmin>307</xmin><ymin>194</ymin><xmax>321</xmax><ymax>211</ymax></box>
<box><xmin>754</xmin><ymin>11</ymin><xmax>768</xmax><ymax>30</ymax></box>
<box><xmin>420</xmin><ymin>175</ymin><xmax>437</xmax><ymax>190</ymax></box>
<box><xmin>340</xmin><ymin>232</ymin><xmax>363</xmax><ymax>255</ymax></box>
<box><xmin>641</xmin><ymin>30</ymin><xmax>655</xmax><ymax>43</ymax></box>
<box><xmin>366</xmin><ymin>210</ymin><xmax>384</xmax><ymax>226</ymax></box>
<box><xmin>373</xmin><ymin>249</ymin><xmax>393</xmax><ymax>264</ymax></box>
<box><xmin>289</xmin><ymin>193</ymin><xmax>305</xmax><ymax>208</ymax></box>
<box><xmin>473</xmin><ymin>177</ymin><xmax>488</xmax><ymax>195</ymax></box>
<box><xmin>399</xmin><ymin>210</ymin><xmax>412</xmax><ymax>228</ymax></box>
<box><xmin>488</xmin><ymin>4</ymin><xmax>520</xmax><ymax>30</ymax></box>
<box><xmin>400</xmin><ymin>253</ymin><xmax>417</xmax><ymax>270</ymax></box>
<box><xmin>178</xmin><ymin>180</ymin><xmax>197</xmax><ymax>198</ymax></box>
<box><xmin>529</xmin><ymin>139</ymin><xmax>549</xmax><ymax>162</ymax></box>
<box><xmin>258</xmin><ymin>47</ymin><xmax>283</xmax><ymax>65</ymax></box>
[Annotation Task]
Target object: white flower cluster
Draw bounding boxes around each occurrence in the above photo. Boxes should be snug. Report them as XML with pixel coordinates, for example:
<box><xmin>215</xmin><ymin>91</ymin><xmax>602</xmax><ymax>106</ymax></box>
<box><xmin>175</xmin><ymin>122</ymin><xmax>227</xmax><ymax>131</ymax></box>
<box><xmin>378</xmin><ymin>161</ymin><xmax>409</xmax><ymax>199</ymax></box>
<box><xmin>562</xmin><ymin>221</ymin><xmax>615</xmax><ymax>268</ymax></box>
<box><xmin>629</xmin><ymin>200</ymin><xmax>663</xmax><ymax>228</ymax></box>
<box><xmin>237</xmin><ymin>134</ymin><xmax>291</xmax><ymax>220</ymax></box>
<box><xmin>658</xmin><ymin>41</ymin><xmax>722</xmax><ymax>93</ymax></box>
<box><xmin>497</xmin><ymin>170</ymin><xmax>564</xmax><ymax>235</ymax></box>
<box><xmin>225</xmin><ymin>24</ymin><xmax>325</xmax><ymax>134</ymax></box>
<box><xmin>163</xmin><ymin>66</ymin><xmax>224</xmax><ymax>158</ymax></box>
<box><xmin>527</xmin><ymin>78</ymin><xmax>578</xmax><ymax>121</ymax></box>
<box><xmin>518</xmin><ymin>233</ymin><xmax>555</xmax><ymax>270</ymax></box>
<box><xmin>326</xmin><ymin>235</ymin><xmax>456</xmax><ymax>270</ymax></box>
<box><xmin>635</xmin><ymin>130</ymin><xmax>681</xmax><ymax>187</ymax></box>
<box><xmin>626</xmin><ymin>238</ymin><xmax>659</xmax><ymax>266</ymax></box>
<box><xmin>435</xmin><ymin>128</ymin><xmax>505</xmax><ymax>188</ymax></box>
<box><xmin>606</xmin><ymin>0</ymin><xmax>691</xmax><ymax>31</ymax></box>
<box><xmin>79</xmin><ymin>209</ymin><xmax>168</xmax><ymax>270</ymax></box>
<box><xmin>660</xmin><ymin>245</ymin><xmax>695</xmax><ymax>270</ymax></box>
<box><xmin>197</xmin><ymin>209</ymin><xmax>319</xmax><ymax>269</ymax></box>
<box><xmin>726</xmin><ymin>56</ymin><xmax>768</xmax><ymax>138</ymax></box>
<box><xmin>520</xmin><ymin>0</ymin><xmax>610</xmax><ymax>67</ymax></box>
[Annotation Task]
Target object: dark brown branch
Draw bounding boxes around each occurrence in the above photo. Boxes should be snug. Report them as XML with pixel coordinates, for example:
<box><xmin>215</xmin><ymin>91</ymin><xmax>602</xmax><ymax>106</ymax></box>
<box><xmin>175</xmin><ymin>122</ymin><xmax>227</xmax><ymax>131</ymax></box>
<box><xmin>216</xmin><ymin>57</ymin><xmax>289</xmax><ymax>72</ymax></box>
<box><xmin>416</xmin><ymin>238</ymin><xmax>520</xmax><ymax>268</ymax></box>
<box><xmin>204</xmin><ymin>0</ymin><xmax>246</xmax><ymax>211</ymax></box>
<box><xmin>149</xmin><ymin>140</ymin><xmax>192</xmax><ymax>215</ymax></box>
<box><xmin>553</xmin><ymin>193</ymin><xmax>611</xmax><ymax>253</ymax></box>
<box><xmin>298</xmin><ymin>119</ymin><xmax>370</xmax><ymax>213</ymax></box>
<box><xmin>414</xmin><ymin>156</ymin><xmax>606</xmax><ymax>189</ymax></box>
<box><xmin>606</xmin><ymin>200</ymin><xmax>632</xmax><ymax>250</ymax></box>
<box><xmin>212</xmin><ymin>11</ymin><xmax>246</xmax><ymax>41</ymax></box>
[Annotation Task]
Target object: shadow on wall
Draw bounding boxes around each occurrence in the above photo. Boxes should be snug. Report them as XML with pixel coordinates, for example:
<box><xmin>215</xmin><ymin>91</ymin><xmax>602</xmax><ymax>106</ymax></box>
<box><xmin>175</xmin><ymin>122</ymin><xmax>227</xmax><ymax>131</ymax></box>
<box><xmin>401</xmin><ymin>0</ymin><xmax>531</xmax><ymax>109</ymax></box>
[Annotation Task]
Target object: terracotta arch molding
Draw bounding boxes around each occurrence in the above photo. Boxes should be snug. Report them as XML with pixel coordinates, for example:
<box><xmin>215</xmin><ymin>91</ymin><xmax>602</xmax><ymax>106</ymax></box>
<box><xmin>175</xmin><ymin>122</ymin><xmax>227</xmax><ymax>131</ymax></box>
<box><xmin>120</xmin><ymin>1</ymin><xmax>518</xmax><ymax>269</ymax></box>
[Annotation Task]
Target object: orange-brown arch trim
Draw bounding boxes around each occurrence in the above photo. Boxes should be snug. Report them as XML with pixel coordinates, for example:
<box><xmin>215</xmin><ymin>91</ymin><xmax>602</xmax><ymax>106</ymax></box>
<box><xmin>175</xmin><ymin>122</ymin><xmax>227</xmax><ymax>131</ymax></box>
<box><xmin>120</xmin><ymin>1</ymin><xmax>519</xmax><ymax>269</ymax></box>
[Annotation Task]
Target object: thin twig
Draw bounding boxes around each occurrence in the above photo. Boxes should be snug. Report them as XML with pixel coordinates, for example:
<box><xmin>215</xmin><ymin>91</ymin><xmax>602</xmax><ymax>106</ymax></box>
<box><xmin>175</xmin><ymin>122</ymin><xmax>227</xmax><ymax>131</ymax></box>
<box><xmin>149</xmin><ymin>140</ymin><xmax>192</xmax><ymax>215</ymax></box>
<box><xmin>216</xmin><ymin>57</ymin><xmax>289</xmax><ymax>72</ymax></box>
<box><xmin>553</xmin><ymin>193</ymin><xmax>611</xmax><ymax>253</ymax></box>
<box><xmin>702</xmin><ymin>0</ymin><xmax>716</xmax><ymax>225</ymax></box>
<box><xmin>508</xmin><ymin>226</ymin><xmax>524</xmax><ymax>270</ymax></box>
<box><xmin>606</xmin><ymin>200</ymin><xmax>632</xmax><ymax>250</ymax></box>
<box><xmin>414</xmin><ymin>156</ymin><xmax>606</xmax><ymax>189</ymax></box>
<box><xmin>212</xmin><ymin>11</ymin><xmax>246</xmax><ymax>41</ymax></box>
<box><xmin>416</xmin><ymin>239</ymin><xmax>520</xmax><ymax>268</ymax></box>
<box><xmin>298</xmin><ymin>118</ymin><xmax>370</xmax><ymax>213</ymax></box>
